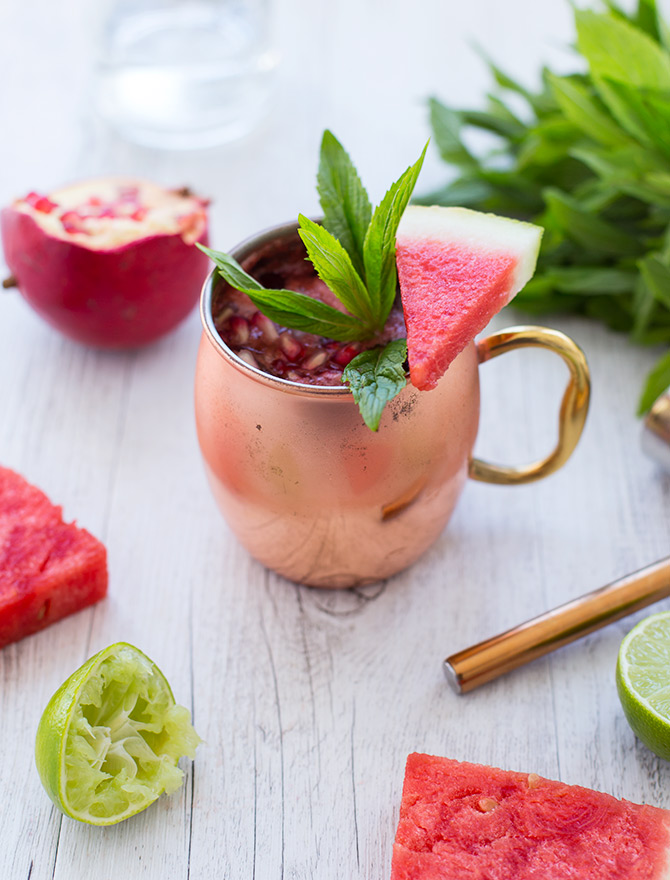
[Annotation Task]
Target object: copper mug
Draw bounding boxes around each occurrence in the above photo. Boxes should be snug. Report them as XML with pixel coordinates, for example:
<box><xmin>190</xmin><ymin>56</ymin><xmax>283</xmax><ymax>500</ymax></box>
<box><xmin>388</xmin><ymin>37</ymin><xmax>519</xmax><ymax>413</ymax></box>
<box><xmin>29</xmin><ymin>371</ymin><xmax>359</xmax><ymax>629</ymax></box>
<box><xmin>194</xmin><ymin>222</ymin><xmax>590</xmax><ymax>588</ymax></box>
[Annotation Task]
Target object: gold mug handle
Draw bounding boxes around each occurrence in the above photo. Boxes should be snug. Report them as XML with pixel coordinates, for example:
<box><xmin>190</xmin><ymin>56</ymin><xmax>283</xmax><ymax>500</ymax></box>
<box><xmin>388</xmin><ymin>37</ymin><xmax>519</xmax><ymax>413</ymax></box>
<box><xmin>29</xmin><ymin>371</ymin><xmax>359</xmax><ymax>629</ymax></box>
<box><xmin>468</xmin><ymin>325</ymin><xmax>590</xmax><ymax>485</ymax></box>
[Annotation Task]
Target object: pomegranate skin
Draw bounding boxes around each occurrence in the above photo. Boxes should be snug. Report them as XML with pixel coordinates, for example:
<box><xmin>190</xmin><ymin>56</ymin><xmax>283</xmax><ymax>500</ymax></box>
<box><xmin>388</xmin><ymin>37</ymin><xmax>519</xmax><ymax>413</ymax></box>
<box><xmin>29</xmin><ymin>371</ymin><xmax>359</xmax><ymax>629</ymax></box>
<box><xmin>1</xmin><ymin>207</ymin><xmax>210</xmax><ymax>348</ymax></box>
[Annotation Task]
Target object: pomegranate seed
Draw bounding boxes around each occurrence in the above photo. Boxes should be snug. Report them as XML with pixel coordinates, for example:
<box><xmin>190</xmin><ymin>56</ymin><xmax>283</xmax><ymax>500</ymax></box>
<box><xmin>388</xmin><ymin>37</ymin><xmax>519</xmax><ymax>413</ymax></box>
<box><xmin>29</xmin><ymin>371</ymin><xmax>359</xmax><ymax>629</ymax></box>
<box><xmin>302</xmin><ymin>350</ymin><xmax>328</xmax><ymax>370</ymax></box>
<box><xmin>279</xmin><ymin>332</ymin><xmax>303</xmax><ymax>361</ymax></box>
<box><xmin>271</xmin><ymin>358</ymin><xmax>287</xmax><ymax>376</ymax></box>
<box><xmin>60</xmin><ymin>211</ymin><xmax>88</xmax><ymax>234</ymax></box>
<box><xmin>251</xmin><ymin>311</ymin><xmax>279</xmax><ymax>342</ymax></box>
<box><xmin>237</xmin><ymin>350</ymin><xmax>258</xmax><ymax>368</ymax></box>
<box><xmin>333</xmin><ymin>343</ymin><xmax>361</xmax><ymax>367</ymax></box>
<box><xmin>87</xmin><ymin>196</ymin><xmax>103</xmax><ymax>207</ymax></box>
<box><xmin>24</xmin><ymin>192</ymin><xmax>57</xmax><ymax>213</ymax></box>
<box><xmin>228</xmin><ymin>316</ymin><xmax>250</xmax><ymax>345</ymax></box>
<box><xmin>130</xmin><ymin>207</ymin><xmax>147</xmax><ymax>221</ymax></box>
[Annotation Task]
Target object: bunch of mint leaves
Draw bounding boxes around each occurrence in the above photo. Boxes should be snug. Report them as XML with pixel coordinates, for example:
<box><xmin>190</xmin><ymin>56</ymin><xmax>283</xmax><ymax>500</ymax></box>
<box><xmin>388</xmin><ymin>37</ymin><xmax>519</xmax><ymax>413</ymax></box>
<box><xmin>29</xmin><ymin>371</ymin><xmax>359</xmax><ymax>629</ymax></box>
<box><xmin>201</xmin><ymin>131</ymin><xmax>427</xmax><ymax>431</ymax></box>
<box><xmin>420</xmin><ymin>0</ymin><xmax>670</xmax><ymax>414</ymax></box>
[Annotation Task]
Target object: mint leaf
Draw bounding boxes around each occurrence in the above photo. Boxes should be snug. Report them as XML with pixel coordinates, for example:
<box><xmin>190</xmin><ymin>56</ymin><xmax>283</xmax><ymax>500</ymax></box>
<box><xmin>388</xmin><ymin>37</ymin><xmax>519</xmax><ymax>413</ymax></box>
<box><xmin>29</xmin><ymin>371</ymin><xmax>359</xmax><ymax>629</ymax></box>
<box><xmin>538</xmin><ymin>266</ymin><xmax>637</xmax><ymax>295</ymax></box>
<box><xmin>241</xmin><ymin>288</ymin><xmax>367</xmax><ymax>341</ymax></box>
<box><xmin>297</xmin><ymin>215</ymin><xmax>374</xmax><ymax>326</ymax></box>
<box><xmin>317</xmin><ymin>130</ymin><xmax>372</xmax><ymax>277</ymax></box>
<box><xmin>197</xmin><ymin>244</ymin><xmax>263</xmax><ymax>291</ymax></box>
<box><xmin>429</xmin><ymin>98</ymin><xmax>477</xmax><ymax>168</ymax></box>
<box><xmin>548</xmin><ymin>74</ymin><xmax>631</xmax><ymax>147</ymax></box>
<box><xmin>576</xmin><ymin>10</ymin><xmax>670</xmax><ymax>90</ymax></box>
<box><xmin>201</xmin><ymin>243</ymin><xmax>366</xmax><ymax>341</ymax></box>
<box><xmin>363</xmin><ymin>142</ymin><xmax>428</xmax><ymax>320</ymax></box>
<box><xmin>639</xmin><ymin>350</ymin><xmax>670</xmax><ymax>414</ymax></box>
<box><xmin>594</xmin><ymin>78</ymin><xmax>670</xmax><ymax>161</ymax></box>
<box><xmin>543</xmin><ymin>189</ymin><xmax>643</xmax><ymax>257</ymax></box>
<box><xmin>639</xmin><ymin>254</ymin><xmax>670</xmax><ymax>309</ymax></box>
<box><xmin>343</xmin><ymin>339</ymin><xmax>408</xmax><ymax>431</ymax></box>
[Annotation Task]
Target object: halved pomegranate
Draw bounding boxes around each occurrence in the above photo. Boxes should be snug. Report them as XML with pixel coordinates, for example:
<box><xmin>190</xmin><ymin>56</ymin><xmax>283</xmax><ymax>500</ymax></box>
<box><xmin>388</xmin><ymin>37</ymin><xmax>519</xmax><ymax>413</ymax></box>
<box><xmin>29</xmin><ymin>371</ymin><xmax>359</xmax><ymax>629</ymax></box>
<box><xmin>1</xmin><ymin>178</ymin><xmax>210</xmax><ymax>348</ymax></box>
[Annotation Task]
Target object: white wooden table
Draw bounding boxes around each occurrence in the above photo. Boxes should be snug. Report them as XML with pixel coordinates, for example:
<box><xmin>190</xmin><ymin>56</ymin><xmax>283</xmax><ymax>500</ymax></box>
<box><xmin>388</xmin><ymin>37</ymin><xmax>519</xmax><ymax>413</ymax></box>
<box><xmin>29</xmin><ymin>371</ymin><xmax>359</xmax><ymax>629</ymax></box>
<box><xmin>2</xmin><ymin>1</ymin><xmax>670</xmax><ymax>878</ymax></box>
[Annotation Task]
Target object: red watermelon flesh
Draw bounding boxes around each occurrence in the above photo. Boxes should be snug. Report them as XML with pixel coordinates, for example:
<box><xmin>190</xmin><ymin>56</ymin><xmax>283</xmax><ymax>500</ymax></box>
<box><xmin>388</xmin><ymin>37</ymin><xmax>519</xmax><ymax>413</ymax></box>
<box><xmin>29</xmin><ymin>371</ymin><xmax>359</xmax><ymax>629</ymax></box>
<box><xmin>391</xmin><ymin>753</ymin><xmax>670</xmax><ymax>880</ymax></box>
<box><xmin>396</xmin><ymin>206</ymin><xmax>543</xmax><ymax>390</ymax></box>
<box><xmin>0</xmin><ymin>467</ymin><xmax>107</xmax><ymax>648</ymax></box>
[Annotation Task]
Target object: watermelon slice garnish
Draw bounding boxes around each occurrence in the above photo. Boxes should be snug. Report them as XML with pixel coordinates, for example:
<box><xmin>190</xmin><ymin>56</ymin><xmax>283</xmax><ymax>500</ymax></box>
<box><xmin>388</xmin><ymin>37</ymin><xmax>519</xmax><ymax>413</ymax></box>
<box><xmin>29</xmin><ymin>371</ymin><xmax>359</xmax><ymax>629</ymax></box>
<box><xmin>396</xmin><ymin>206</ymin><xmax>542</xmax><ymax>390</ymax></box>
<box><xmin>0</xmin><ymin>467</ymin><xmax>107</xmax><ymax>648</ymax></box>
<box><xmin>392</xmin><ymin>753</ymin><xmax>670</xmax><ymax>879</ymax></box>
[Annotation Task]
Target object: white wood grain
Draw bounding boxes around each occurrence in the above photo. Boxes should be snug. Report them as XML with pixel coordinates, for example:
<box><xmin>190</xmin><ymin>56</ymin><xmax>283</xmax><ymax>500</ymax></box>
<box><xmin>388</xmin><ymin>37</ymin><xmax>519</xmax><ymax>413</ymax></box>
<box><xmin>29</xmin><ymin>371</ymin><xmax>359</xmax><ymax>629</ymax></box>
<box><xmin>2</xmin><ymin>1</ymin><xmax>670</xmax><ymax>879</ymax></box>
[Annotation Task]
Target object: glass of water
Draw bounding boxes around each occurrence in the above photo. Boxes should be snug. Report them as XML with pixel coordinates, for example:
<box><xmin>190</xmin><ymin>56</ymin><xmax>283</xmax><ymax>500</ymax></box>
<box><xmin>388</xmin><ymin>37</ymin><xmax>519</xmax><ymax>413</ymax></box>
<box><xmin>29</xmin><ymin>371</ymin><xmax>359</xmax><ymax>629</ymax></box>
<box><xmin>93</xmin><ymin>0</ymin><xmax>277</xmax><ymax>150</ymax></box>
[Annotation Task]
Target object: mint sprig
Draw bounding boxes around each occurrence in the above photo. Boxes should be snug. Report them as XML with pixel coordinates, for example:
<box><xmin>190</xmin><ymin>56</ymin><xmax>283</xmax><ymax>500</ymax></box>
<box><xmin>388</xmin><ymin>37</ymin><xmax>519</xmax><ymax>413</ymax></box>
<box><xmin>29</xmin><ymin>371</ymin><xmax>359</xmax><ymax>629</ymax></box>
<box><xmin>201</xmin><ymin>132</ymin><xmax>426</xmax><ymax>340</ymax></box>
<box><xmin>343</xmin><ymin>339</ymin><xmax>408</xmax><ymax>431</ymax></box>
<box><xmin>199</xmin><ymin>131</ymin><xmax>427</xmax><ymax>428</ymax></box>
<box><xmin>421</xmin><ymin>0</ymin><xmax>670</xmax><ymax>415</ymax></box>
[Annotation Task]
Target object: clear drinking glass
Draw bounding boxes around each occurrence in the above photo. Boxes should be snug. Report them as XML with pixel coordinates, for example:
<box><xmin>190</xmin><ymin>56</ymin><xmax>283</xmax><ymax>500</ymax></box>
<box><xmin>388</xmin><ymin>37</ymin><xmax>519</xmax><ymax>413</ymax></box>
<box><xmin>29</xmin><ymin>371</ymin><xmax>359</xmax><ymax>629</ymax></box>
<box><xmin>93</xmin><ymin>0</ymin><xmax>277</xmax><ymax>149</ymax></box>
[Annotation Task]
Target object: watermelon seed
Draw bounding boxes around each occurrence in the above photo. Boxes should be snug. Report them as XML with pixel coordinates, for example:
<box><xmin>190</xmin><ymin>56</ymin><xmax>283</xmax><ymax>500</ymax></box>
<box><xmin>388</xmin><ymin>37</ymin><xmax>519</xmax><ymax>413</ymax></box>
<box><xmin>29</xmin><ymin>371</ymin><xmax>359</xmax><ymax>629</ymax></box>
<box><xmin>477</xmin><ymin>798</ymin><xmax>498</xmax><ymax>813</ymax></box>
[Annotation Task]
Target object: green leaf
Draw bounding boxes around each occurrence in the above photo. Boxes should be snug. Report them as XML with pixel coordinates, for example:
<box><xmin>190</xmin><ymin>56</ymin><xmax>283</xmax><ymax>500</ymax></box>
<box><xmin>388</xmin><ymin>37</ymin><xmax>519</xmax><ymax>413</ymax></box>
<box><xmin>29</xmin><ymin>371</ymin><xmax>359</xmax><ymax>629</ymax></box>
<box><xmin>632</xmin><ymin>274</ymin><xmax>657</xmax><ymax>341</ymax></box>
<box><xmin>200</xmin><ymin>243</ymin><xmax>366</xmax><ymax>342</ymax></box>
<box><xmin>239</xmin><ymin>288</ymin><xmax>366</xmax><ymax>341</ymax></box>
<box><xmin>429</xmin><ymin>99</ymin><xmax>476</xmax><ymax>168</ymax></box>
<box><xmin>343</xmin><ymin>339</ymin><xmax>408</xmax><ymax>431</ymax></box>
<box><xmin>413</xmin><ymin>177</ymin><xmax>492</xmax><ymax>208</ymax></box>
<box><xmin>659</xmin><ymin>12</ymin><xmax>670</xmax><ymax>51</ymax></box>
<box><xmin>460</xmin><ymin>106</ymin><xmax>526</xmax><ymax>141</ymax></box>
<box><xmin>548</xmin><ymin>74</ymin><xmax>631</xmax><ymax>147</ymax></box>
<box><xmin>638</xmin><ymin>350</ymin><xmax>670</xmax><ymax>414</ymax></box>
<box><xmin>539</xmin><ymin>266</ymin><xmax>638</xmax><ymax>295</ymax></box>
<box><xmin>584</xmin><ymin>294</ymin><xmax>635</xmax><ymax>331</ymax></box>
<box><xmin>363</xmin><ymin>141</ymin><xmax>428</xmax><ymax>321</ymax></box>
<box><xmin>297</xmin><ymin>215</ymin><xmax>374</xmax><ymax>326</ymax></box>
<box><xmin>197</xmin><ymin>244</ymin><xmax>264</xmax><ymax>291</ymax></box>
<box><xmin>634</xmin><ymin>0</ymin><xmax>662</xmax><ymax>42</ymax></box>
<box><xmin>639</xmin><ymin>254</ymin><xmax>670</xmax><ymax>309</ymax></box>
<box><xmin>594</xmin><ymin>78</ymin><xmax>670</xmax><ymax>161</ymax></box>
<box><xmin>543</xmin><ymin>189</ymin><xmax>643</xmax><ymax>257</ymax></box>
<box><xmin>316</xmin><ymin>130</ymin><xmax>372</xmax><ymax>277</ymax></box>
<box><xmin>478</xmin><ymin>52</ymin><xmax>556</xmax><ymax>115</ymax></box>
<box><xmin>575</xmin><ymin>9</ymin><xmax>670</xmax><ymax>90</ymax></box>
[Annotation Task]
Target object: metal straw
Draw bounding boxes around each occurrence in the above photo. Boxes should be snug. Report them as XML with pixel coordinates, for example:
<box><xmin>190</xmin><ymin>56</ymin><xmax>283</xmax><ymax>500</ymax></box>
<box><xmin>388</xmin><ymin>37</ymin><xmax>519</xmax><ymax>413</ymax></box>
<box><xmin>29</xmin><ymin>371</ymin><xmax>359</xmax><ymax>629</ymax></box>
<box><xmin>444</xmin><ymin>557</ymin><xmax>670</xmax><ymax>694</ymax></box>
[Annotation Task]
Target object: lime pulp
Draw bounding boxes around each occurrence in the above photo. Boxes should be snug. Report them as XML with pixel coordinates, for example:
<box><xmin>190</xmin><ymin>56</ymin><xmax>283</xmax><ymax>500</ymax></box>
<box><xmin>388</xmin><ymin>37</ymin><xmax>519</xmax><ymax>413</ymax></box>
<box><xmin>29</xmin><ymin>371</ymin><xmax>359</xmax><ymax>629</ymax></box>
<box><xmin>35</xmin><ymin>642</ymin><xmax>200</xmax><ymax>825</ymax></box>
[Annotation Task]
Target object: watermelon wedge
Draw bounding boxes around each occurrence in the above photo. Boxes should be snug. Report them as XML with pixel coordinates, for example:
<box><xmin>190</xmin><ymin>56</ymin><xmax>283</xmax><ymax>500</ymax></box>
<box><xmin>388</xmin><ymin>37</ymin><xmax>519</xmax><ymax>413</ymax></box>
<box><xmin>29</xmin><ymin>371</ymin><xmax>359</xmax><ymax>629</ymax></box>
<box><xmin>0</xmin><ymin>467</ymin><xmax>108</xmax><ymax>648</ymax></box>
<box><xmin>391</xmin><ymin>754</ymin><xmax>670</xmax><ymax>879</ymax></box>
<box><xmin>396</xmin><ymin>206</ymin><xmax>542</xmax><ymax>390</ymax></box>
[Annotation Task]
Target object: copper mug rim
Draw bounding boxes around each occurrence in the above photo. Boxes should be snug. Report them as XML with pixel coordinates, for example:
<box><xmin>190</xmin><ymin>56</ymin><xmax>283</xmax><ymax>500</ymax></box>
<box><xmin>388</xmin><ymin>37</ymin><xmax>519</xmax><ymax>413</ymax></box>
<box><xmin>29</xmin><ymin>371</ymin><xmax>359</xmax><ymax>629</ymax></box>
<box><xmin>200</xmin><ymin>218</ymin><xmax>368</xmax><ymax>400</ymax></box>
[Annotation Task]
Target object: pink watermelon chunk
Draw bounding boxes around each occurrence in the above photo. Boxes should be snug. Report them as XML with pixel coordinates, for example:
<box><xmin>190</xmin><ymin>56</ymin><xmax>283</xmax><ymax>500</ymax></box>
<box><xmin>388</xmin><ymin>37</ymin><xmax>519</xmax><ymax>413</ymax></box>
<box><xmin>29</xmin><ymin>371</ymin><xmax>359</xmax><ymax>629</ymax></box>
<box><xmin>396</xmin><ymin>206</ymin><xmax>542</xmax><ymax>390</ymax></box>
<box><xmin>391</xmin><ymin>754</ymin><xmax>670</xmax><ymax>880</ymax></box>
<box><xmin>0</xmin><ymin>467</ymin><xmax>108</xmax><ymax>648</ymax></box>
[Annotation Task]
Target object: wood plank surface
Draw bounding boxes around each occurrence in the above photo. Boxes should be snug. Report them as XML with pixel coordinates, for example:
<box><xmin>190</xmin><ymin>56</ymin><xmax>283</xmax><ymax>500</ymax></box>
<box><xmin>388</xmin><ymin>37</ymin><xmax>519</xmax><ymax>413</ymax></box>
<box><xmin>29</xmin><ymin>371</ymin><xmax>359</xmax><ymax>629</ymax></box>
<box><xmin>2</xmin><ymin>1</ymin><xmax>670</xmax><ymax>878</ymax></box>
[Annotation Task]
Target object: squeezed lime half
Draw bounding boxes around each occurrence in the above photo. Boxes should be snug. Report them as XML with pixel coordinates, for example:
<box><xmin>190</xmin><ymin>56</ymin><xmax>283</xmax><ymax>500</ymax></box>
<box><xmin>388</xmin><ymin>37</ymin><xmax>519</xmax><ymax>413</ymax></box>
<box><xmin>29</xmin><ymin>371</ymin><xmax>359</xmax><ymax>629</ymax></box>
<box><xmin>616</xmin><ymin>611</ymin><xmax>670</xmax><ymax>761</ymax></box>
<box><xmin>35</xmin><ymin>642</ymin><xmax>201</xmax><ymax>825</ymax></box>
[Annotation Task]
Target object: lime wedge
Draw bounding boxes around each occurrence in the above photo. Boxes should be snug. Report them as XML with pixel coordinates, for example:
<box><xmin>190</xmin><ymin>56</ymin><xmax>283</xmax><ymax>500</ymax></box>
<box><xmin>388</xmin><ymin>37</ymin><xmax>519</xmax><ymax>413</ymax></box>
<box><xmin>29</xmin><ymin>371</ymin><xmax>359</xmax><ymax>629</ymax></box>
<box><xmin>35</xmin><ymin>642</ymin><xmax>201</xmax><ymax>825</ymax></box>
<box><xmin>616</xmin><ymin>611</ymin><xmax>670</xmax><ymax>760</ymax></box>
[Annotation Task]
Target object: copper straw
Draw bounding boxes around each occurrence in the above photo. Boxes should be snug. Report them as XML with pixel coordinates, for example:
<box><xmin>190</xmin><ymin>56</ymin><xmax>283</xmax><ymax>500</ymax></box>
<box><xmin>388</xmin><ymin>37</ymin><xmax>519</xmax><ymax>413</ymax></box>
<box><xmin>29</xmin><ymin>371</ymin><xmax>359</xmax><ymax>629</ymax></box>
<box><xmin>444</xmin><ymin>557</ymin><xmax>670</xmax><ymax>694</ymax></box>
